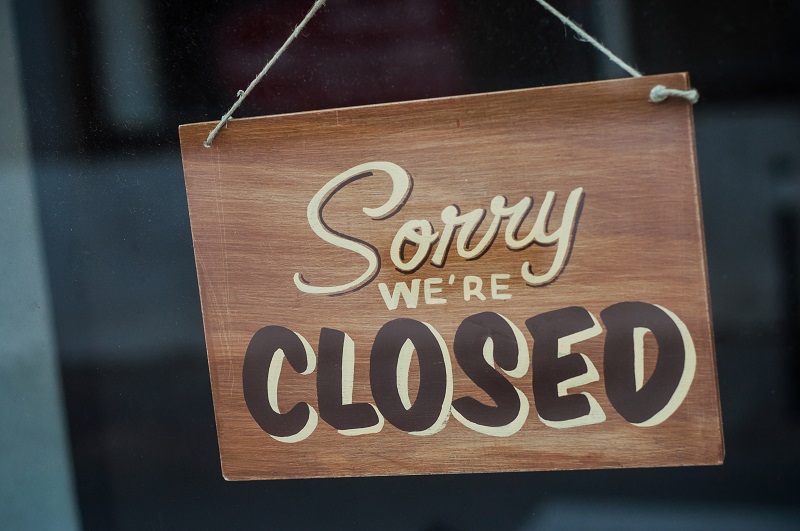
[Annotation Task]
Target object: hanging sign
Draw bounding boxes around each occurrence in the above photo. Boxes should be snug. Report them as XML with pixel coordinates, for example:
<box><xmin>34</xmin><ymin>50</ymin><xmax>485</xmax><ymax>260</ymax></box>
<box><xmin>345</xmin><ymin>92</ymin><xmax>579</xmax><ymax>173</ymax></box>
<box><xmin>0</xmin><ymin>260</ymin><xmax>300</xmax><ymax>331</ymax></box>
<box><xmin>179</xmin><ymin>73</ymin><xmax>723</xmax><ymax>480</ymax></box>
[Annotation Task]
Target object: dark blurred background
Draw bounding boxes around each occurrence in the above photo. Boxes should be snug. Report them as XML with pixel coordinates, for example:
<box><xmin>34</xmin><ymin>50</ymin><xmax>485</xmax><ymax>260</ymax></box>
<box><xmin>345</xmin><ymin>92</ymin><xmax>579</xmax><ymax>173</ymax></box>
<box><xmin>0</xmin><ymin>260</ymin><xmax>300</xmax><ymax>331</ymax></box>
<box><xmin>2</xmin><ymin>0</ymin><xmax>799</xmax><ymax>529</ymax></box>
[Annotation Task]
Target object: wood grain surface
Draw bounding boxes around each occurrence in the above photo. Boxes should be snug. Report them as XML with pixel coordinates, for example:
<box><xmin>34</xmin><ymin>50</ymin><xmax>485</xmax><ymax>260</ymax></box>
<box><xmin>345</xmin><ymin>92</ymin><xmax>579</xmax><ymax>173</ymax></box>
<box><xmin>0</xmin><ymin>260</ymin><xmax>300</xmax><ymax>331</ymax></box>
<box><xmin>179</xmin><ymin>73</ymin><xmax>723</xmax><ymax>480</ymax></box>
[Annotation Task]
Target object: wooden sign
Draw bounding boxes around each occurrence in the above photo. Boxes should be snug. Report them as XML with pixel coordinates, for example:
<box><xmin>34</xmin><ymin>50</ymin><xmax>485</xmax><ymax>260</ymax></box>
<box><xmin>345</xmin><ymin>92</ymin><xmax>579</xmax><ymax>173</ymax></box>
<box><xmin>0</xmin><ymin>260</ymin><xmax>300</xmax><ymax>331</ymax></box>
<box><xmin>179</xmin><ymin>73</ymin><xmax>723</xmax><ymax>480</ymax></box>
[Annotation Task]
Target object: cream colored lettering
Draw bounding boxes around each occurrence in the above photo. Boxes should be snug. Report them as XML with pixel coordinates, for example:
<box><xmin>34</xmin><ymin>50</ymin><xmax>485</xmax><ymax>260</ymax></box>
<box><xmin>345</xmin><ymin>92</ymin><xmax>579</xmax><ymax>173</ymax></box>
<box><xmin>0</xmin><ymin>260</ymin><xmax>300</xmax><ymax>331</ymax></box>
<box><xmin>378</xmin><ymin>280</ymin><xmax>421</xmax><ymax>311</ymax></box>
<box><xmin>427</xmin><ymin>191</ymin><xmax>583</xmax><ymax>277</ymax></box>
<box><xmin>390</xmin><ymin>220</ymin><xmax>440</xmax><ymax>273</ymax></box>
<box><xmin>432</xmin><ymin>198</ymin><xmax>505</xmax><ymax>265</ymax></box>
<box><xmin>244</xmin><ymin>303</ymin><xmax>698</xmax><ymax>441</ymax></box>
<box><xmin>491</xmin><ymin>273</ymin><xmax>512</xmax><ymax>300</ymax></box>
<box><xmin>424</xmin><ymin>277</ymin><xmax>447</xmax><ymax>305</ymax></box>
<box><xmin>520</xmin><ymin>187</ymin><xmax>584</xmax><ymax>286</ymax></box>
<box><xmin>297</xmin><ymin>162</ymin><xmax>583</xmax><ymax>296</ymax></box>
<box><xmin>463</xmin><ymin>276</ymin><xmax>486</xmax><ymax>301</ymax></box>
<box><xmin>632</xmin><ymin>305</ymin><xmax>696</xmax><ymax>427</ymax></box>
<box><xmin>540</xmin><ymin>312</ymin><xmax>606</xmax><ymax>429</ymax></box>
<box><xmin>495</xmin><ymin>194</ymin><xmax>553</xmax><ymax>250</ymax></box>
<box><xmin>294</xmin><ymin>161</ymin><xmax>412</xmax><ymax>295</ymax></box>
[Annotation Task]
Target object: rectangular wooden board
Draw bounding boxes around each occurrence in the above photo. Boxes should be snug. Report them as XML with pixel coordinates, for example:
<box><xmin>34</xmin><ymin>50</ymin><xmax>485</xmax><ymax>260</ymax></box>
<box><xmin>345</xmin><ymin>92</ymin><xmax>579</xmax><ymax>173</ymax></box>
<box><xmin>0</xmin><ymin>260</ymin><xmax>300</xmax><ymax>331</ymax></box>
<box><xmin>180</xmin><ymin>73</ymin><xmax>723</xmax><ymax>480</ymax></box>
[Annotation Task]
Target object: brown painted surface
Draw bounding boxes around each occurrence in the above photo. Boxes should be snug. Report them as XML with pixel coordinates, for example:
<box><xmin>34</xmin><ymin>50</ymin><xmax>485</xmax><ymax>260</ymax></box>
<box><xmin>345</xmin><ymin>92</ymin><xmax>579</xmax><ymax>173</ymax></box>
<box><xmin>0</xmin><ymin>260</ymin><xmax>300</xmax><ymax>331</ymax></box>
<box><xmin>179</xmin><ymin>73</ymin><xmax>723</xmax><ymax>480</ymax></box>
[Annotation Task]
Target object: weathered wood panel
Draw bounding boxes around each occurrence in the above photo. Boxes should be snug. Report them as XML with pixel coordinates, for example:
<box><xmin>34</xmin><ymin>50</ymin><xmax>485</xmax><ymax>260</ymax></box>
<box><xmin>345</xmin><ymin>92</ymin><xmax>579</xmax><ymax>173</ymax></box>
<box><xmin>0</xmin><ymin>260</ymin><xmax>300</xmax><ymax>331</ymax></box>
<box><xmin>179</xmin><ymin>73</ymin><xmax>723</xmax><ymax>480</ymax></box>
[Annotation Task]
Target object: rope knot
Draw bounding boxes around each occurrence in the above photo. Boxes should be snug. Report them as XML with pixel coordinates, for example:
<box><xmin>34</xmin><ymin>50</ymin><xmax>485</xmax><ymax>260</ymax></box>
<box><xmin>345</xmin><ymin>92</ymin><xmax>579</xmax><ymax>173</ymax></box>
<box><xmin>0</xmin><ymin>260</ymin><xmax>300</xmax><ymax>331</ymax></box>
<box><xmin>649</xmin><ymin>85</ymin><xmax>700</xmax><ymax>104</ymax></box>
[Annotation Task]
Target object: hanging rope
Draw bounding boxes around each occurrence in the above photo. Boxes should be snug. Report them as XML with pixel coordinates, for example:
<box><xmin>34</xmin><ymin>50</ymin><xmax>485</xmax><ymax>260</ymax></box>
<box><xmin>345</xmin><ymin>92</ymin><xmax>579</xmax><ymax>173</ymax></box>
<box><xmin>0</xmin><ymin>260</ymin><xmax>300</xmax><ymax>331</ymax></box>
<box><xmin>204</xmin><ymin>0</ymin><xmax>698</xmax><ymax>147</ymax></box>
<box><xmin>534</xmin><ymin>0</ymin><xmax>699</xmax><ymax>104</ymax></box>
<box><xmin>204</xmin><ymin>0</ymin><xmax>327</xmax><ymax>147</ymax></box>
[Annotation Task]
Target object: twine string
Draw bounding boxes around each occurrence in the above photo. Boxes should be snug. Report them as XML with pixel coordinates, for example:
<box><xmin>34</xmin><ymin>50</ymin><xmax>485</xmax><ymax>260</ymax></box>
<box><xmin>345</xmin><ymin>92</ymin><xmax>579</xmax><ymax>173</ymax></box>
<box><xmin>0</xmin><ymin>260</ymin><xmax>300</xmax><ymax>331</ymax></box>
<box><xmin>535</xmin><ymin>0</ymin><xmax>643</xmax><ymax>78</ymax></box>
<box><xmin>204</xmin><ymin>0</ymin><xmax>327</xmax><ymax>147</ymax></box>
<box><xmin>534</xmin><ymin>0</ymin><xmax>699</xmax><ymax>104</ymax></box>
<box><xmin>204</xmin><ymin>0</ymin><xmax>698</xmax><ymax>147</ymax></box>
